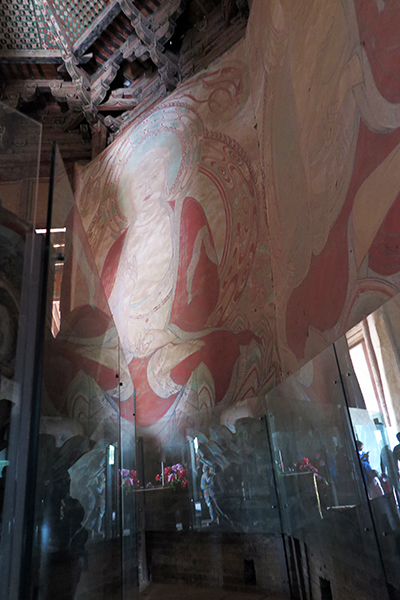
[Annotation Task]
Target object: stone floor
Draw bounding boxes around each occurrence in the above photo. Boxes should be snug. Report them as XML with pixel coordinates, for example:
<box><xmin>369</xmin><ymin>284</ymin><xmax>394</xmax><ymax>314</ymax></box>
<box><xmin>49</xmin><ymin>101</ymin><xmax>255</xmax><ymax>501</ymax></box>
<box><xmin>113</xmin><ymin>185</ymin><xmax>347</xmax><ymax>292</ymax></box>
<box><xmin>140</xmin><ymin>582</ymin><xmax>290</xmax><ymax>600</ymax></box>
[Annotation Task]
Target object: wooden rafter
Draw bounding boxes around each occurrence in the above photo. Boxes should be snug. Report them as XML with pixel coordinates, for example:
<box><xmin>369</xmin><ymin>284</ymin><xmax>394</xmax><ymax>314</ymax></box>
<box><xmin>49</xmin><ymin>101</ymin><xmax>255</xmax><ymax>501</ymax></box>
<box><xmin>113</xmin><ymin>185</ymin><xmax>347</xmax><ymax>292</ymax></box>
<box><xmin>36</xmin><ymin>0</ymin><xmax>98</xmax><ymax>123</ymax></box>
<box><xmin>118</xmin><ymin>0</ymin><xmax>185</xmax><ymax>90</ymax></box>
<box><xmin>73</xmin><ymin>0</ymin><xmax>122</xmax><ymax>61</ymax></box>
<box><xmin>91</xmin><ymin>33</ymin><xmax>149</xmax><ymax>105</ymax></box>
<box><xmin>0</xmin><ymin>0</ymin><xmax>250</xmax><ymax>140</ymax></box>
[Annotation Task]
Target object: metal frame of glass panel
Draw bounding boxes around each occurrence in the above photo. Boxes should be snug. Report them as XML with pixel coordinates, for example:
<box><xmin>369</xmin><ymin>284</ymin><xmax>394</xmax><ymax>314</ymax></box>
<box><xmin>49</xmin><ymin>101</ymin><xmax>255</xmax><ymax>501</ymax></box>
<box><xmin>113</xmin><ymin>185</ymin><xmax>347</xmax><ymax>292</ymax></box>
<box><xmin>0</xmin><ymin>101</ymin><xmax>44</xmax><ymax>600</ymax></box>
<box><xmin>0</xmin><ymin>118</ymin><xmax>138</xmax><ymax>600</ymax></box>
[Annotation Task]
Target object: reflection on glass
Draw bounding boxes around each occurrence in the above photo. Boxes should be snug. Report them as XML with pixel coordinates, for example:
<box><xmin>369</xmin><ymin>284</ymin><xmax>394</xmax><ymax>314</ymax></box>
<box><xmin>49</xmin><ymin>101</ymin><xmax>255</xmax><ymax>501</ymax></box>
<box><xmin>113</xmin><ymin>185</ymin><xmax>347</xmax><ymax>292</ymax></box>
<box><xmin>266</xmin><ymin>344</ymin><xmax>389</xmax><ymax>600</ymax></box>
<box><xmin>345</xmin><ymin>295</ymin><xmax>400</xmax><ymax>593</ymax></box>
<box><xmin>136</xmin><ymin>404</ymin><xmax>280</xmax><ymax>545</ymax></box>
<box><xmin>30</xmin><ymin>147</ymin><xmax>136</xmax><ymax>600</ymax></box>
<box><xmin>0</xmin><ymin>102</ymin><xmax>43</xmax><ymax>600</ymax></box>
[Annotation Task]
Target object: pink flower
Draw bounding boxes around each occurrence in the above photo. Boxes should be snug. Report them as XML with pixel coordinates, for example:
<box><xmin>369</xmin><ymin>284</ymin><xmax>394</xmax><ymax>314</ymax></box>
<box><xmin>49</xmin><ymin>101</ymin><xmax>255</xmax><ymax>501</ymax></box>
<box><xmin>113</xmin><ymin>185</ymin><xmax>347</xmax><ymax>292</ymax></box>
<box><xmin>158</xmin><ymin>464</ymin><xmax>189</xmax><ymax>488</ymax></box>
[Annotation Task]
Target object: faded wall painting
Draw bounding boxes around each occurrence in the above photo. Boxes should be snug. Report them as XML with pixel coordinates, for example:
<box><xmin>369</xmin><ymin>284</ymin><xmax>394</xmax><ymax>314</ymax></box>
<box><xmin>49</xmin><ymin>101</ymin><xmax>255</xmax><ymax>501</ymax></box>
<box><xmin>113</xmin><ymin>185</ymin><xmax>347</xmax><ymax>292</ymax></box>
<box><xmin>76</xmin><ymin>42</ymin><xmax>275</xmax><ymax>443</ymax></box>
<box><xmin>247</xmin><ymin>0</ymin><xmax>400</xmax><ymax>376</ymax></box>
<box><xmin>76</xmin><ymin>0</ymin><xmax>400</xmax><ymax>443</ymax></box>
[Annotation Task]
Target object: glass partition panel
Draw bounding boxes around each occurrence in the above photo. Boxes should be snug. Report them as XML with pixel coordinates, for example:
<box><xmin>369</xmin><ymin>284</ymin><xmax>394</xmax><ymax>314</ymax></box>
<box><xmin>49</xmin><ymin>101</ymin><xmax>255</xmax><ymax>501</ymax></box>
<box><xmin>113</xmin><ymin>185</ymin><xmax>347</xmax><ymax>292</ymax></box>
<box><xmin>30</xmin><ymin>146</ymin><xmax>137</xmax><ymax>600</ymax></box>
<box><xmin>0</xmin><ymin>102</ymin><xmax>43</xmax><ymax>600</ymax></box>
<box><xmin>137</xmin><ymin>399</ymin><xmax>280</xmax><ymax>534</ymax></box>
<box><xmin>133</xmin><ymin>393</ymin><xmax>283</xmax><ymax>590</ymax></box>
<box><xmin>338</xmin><ymin>292</ymin><xmax>400</xmax><ymax>595</ymax></box>
<box><xmin>0</xmin><ymin>101</ymin><xmax>42</xmax><ymax>226</ymax></box>
<box><xmin>266</xmin><ymin>344</ymin><xmax>389</xmax><ymax>600</ymax></box>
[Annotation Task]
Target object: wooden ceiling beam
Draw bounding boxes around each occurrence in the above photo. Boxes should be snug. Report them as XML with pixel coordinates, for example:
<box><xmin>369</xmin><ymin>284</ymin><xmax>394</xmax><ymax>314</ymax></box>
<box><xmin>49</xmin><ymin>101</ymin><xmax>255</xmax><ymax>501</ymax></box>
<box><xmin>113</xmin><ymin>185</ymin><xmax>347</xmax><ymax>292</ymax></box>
<box><xmin>180</xmin><ymin>3</ymin><xmax>248</xmax><ymax>80</ymax></box>
<box><xmin>36</xmin><ymin>0</ymin><xmax>98</xmax><ymax>124</ymax></box>
<box><xmin>0</xmin><ymin>50</ymin><xmax>63</xmax><ymax>64</ymax></box>
<box><xmin>73</xmin><ymin>0</ymin><xmax>122</xmax><ymax>61</ymax></box>
<box><xmin>90</xmin><ymin>34</ymin><xmax>149</xmax><ymax>106</ymax></box>
<box><xmin>35</xmin><ymin>0</ymin><xmax>75</xmax><ymax>62</ymax></box>
<box><xmin>97</xmin><ymin>75</ymin><xmax>160</xmax><ymax>110</ymax></box>
<box><xmin>0</xmin><ymin>0</ymin><xmax>249</xmax><ymax>141</ymax></box>
<box><xmin>118</xmin><ymin>0</ymin><xmax>185</xmax><ymax>90</ymax></box>
<box><xmin>222</xmin><ymin>0</ymin><xmax>237</xmax><ymax>25</ymax></box>
<box><xmin>104</xmin><ymin>80</ymin><xmax>162</xmax><ymax>134</ymax></box>
<box><xmin>0</xmin><ymin>80</ymin><xmax>85</xmax><ymax>115</ymax></box>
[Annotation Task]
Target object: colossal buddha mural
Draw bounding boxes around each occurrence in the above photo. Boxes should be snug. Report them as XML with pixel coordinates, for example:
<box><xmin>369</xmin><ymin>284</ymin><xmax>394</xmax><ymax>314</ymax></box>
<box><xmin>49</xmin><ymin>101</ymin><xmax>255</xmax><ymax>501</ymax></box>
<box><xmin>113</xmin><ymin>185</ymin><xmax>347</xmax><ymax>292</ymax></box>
<box><xmin>72</xmin><ymin>0</ymin><xmax>400</xmax><ymax>443</ymax></box>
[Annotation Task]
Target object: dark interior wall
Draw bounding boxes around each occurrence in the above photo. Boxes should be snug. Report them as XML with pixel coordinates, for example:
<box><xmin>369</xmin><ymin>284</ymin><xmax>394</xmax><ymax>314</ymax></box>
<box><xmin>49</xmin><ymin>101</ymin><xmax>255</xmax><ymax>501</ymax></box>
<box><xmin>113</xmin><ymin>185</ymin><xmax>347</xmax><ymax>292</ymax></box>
<box><xmin>145</xmin><ymin>531</ymin><xmax>289</xmax><ymax>596</ymax></box>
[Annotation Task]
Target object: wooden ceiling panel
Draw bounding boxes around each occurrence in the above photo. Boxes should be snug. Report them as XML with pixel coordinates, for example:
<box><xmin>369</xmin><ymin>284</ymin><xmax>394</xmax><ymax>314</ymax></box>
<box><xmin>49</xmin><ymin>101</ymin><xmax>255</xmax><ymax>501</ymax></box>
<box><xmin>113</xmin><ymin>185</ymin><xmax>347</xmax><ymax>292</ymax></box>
<box><xmin>0</xmin><ymin>0</ymin><xmax>249</xmax><ymax>156</ymax></box>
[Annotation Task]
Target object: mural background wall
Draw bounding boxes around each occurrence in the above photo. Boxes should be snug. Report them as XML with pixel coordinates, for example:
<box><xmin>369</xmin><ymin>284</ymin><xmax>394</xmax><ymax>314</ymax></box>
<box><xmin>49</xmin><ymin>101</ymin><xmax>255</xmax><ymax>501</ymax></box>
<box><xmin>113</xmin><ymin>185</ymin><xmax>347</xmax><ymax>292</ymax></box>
<box><xmin>74</xmin><ymin>0</ymin><xmax>400</xmax><ymax>444</ymax></box>
<box><xmin>248</xmin><ymin>0</ymin><xmax>400</xmax><ymax>379</ymax></box>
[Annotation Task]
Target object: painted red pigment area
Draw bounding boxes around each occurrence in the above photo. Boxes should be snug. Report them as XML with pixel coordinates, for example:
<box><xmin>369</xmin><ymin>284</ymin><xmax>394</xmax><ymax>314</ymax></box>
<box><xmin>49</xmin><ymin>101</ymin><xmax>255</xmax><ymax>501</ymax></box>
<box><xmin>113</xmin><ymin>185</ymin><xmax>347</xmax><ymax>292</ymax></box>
<box><xmin>286</xmin><ymin>123</ymin><xmax>400</xmax><ymax>359</ymax></box>
<box><xmin>369</xmin><ymin>194</ymin><xmax>400</xmax><ymax>276</ymax></box>
<box><xmin>354</xmin><ymin>0</ymin><xmax>400</xmax><ymax>103</ymax></box>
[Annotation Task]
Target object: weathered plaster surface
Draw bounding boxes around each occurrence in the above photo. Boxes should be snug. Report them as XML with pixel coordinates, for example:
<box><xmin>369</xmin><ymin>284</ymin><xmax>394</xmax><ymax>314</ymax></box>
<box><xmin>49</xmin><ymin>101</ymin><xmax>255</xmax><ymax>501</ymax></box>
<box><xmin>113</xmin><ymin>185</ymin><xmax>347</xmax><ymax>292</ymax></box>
<box><xmin>73</xmin><ymin>0</ymin><xmax>400</xmax><ymax>441</ymax></box>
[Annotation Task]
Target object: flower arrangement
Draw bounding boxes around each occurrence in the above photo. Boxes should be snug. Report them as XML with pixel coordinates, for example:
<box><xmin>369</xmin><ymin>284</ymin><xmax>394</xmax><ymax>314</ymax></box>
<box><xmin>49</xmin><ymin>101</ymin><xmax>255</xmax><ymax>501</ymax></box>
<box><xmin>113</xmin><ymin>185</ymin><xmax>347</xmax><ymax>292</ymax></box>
<box><xmin>295</xmin><ymin>457</ymin><xmax>318</xmax><ymax>474</ymax></box>
<box><xmin>155</xmin><ymin>464</ymin><xmax>188</xmax><ymax>489</ymax></box>
<box><xmin>120</xmin><ymin>469</ymin><xmax>140</xmax><ymax>488</ymax></box>
<box><xmin>294</xmin><ymin>457</ymin><xmax>328</xmax><ymax>485</ymax></box>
